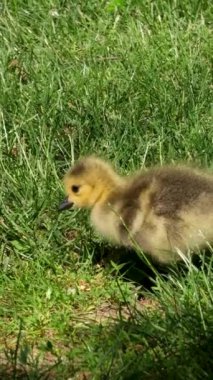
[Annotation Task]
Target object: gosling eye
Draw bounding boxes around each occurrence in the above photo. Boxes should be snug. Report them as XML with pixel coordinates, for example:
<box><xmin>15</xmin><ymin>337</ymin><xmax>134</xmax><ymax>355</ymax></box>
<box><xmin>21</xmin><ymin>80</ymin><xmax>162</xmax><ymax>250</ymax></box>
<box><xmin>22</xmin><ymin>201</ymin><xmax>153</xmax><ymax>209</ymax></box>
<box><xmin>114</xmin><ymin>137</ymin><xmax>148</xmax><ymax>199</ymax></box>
<box><xmin>71</xmin><ymin>185</ymin><xmax>80</xmax><ymax>193</ymax></box>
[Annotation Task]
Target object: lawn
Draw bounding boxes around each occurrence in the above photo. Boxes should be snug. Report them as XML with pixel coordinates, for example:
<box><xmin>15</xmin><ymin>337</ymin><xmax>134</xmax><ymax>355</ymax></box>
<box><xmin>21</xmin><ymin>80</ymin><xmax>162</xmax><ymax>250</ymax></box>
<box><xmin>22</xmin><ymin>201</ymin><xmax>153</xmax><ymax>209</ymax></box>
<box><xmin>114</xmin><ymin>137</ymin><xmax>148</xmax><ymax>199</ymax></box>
<box><xmin>0</xmin><ymin>1</ymin><xmax>212</xmax><ymax>379</ymax></box>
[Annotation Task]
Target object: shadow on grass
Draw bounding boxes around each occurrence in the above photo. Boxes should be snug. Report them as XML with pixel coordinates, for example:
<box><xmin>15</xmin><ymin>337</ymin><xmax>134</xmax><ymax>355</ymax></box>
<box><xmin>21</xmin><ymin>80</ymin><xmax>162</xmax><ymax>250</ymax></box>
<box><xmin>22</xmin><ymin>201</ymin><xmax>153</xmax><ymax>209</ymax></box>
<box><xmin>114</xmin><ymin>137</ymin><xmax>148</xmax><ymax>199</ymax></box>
<box><xmin>3</xmin><ymin>313</ymin><xmax>211</xmax><ymax>380</ymax></box>
<box><xmin>92</xmin><ymin>243</ymin><xmax>213</xmax><ymax>291</ymax></box>
<box><xmin>91</xmin><ymin>244</ymin><xmax>208</xmax><ymax>293</ymax></box>
<box><xmin>83</xmin><ymin>317</ymin><xmax>213</xmax><ymax>380</ymax></box>
<box><xmin>1</xmin><ymin>260</ymin><xmax>212</xmax><ymax>380</ymax></box>
<box><xmin>92</xmin><ymin>245</ymin><xmax>165</xmax><ymax>287</ymax></box>
<box><xmin>0</xmin><ymin>351</ymin><xmax>62</xmax><ymax>380</ymax></box>
<box><xmin>1</xmin><ymin>244</ymin><xmax>212</xmax><ymax>380</ymax></box>
<box><xmin>1</xmin><ymin>315</ymin><xmax>212</xmax><ymax>380</ymax></box>
<box><xmin>0</xmin><ymin>364</ymin><xmax>58</xmax><ymax>380</ymax></box>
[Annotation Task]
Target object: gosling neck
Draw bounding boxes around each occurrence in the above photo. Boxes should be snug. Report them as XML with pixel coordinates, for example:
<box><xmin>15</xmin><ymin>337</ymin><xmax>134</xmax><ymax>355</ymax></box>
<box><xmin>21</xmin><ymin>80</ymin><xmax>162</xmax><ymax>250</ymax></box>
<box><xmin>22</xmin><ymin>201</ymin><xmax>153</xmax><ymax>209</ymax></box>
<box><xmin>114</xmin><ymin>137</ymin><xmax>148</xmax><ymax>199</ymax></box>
<box><xmin>92</xmin><ymin>176</ymin><xmax>124</xmax><ymax>207</ymax></box>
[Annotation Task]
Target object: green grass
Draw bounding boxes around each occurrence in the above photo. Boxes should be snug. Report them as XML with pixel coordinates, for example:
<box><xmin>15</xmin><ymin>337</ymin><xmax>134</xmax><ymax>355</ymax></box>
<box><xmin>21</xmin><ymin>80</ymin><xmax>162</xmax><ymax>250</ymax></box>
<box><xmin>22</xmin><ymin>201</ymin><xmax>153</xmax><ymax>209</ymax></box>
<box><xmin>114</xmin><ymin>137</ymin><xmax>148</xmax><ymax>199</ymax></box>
<box><xmin>0</xmin><ymin>0</ymin><xmax>212</xmax><ymax>378</ymax></box>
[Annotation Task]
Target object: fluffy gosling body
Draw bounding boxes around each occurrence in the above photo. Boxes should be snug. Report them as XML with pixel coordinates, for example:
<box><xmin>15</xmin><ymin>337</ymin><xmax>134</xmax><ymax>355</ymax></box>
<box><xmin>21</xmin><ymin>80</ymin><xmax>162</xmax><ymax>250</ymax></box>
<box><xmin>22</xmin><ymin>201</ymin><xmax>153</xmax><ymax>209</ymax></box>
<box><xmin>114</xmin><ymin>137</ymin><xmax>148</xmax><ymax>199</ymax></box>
<box><xmin>60</xmin><ymin>156</ymin><xmax>213</xmax><ymax>264</ymax></box>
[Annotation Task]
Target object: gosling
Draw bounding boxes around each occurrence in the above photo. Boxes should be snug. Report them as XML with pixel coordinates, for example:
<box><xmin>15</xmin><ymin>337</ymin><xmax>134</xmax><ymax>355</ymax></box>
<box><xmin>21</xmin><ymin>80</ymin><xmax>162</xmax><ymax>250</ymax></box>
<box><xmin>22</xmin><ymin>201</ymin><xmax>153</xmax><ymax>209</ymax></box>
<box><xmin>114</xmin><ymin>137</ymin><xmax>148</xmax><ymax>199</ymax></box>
<box><xmin>59</xmin><ymin>156</ymin><xmax>213</xmax><ymax>264</ymax></box>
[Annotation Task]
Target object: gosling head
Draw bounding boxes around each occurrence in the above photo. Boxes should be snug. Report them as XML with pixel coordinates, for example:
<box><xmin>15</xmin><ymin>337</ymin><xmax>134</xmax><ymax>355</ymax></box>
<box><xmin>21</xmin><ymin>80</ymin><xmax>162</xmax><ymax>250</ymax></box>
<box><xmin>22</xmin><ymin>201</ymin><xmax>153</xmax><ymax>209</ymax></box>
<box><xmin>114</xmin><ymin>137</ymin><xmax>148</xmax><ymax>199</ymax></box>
<box><xmin>59</xmin><ymin>156</ymin><xmax>123</xmax><ymax>211</ymax></box>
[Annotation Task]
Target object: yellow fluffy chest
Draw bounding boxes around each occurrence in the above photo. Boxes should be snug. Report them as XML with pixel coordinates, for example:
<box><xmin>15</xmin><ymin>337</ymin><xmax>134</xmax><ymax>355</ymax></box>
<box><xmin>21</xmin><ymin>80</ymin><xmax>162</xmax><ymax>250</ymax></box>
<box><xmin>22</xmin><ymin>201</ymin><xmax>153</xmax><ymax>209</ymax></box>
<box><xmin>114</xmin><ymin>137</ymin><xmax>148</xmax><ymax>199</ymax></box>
<box><xmin>90</xmin><ymin>204</ymin><xmax>120</xmax><ymax>243</ymax></box>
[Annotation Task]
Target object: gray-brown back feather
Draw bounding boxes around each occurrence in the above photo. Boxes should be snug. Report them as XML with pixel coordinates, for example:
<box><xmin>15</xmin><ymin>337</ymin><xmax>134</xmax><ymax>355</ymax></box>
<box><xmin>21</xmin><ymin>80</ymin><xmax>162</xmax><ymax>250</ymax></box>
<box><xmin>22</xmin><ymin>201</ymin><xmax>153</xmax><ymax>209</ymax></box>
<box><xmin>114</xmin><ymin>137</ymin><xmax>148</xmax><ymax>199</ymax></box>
<box><xmin>117</xmin><ymin>167</ymin><xmax>213</xmax><ymax>234</ymax></box>
<box><xmin>151</xmin><ymin>167</ymin><xmax>213</xmax><ymax>217</ymax></box>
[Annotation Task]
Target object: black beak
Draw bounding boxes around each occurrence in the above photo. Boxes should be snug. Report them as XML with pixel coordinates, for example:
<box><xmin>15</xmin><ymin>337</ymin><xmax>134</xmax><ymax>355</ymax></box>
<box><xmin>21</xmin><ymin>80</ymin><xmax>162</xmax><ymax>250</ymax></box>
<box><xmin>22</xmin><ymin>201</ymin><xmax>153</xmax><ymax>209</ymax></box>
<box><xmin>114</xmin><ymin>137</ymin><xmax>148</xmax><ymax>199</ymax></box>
<box><xmin>59</xmin><ymin>197</ymin><xmax>73</xmax><ymax>211</ymax></box>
